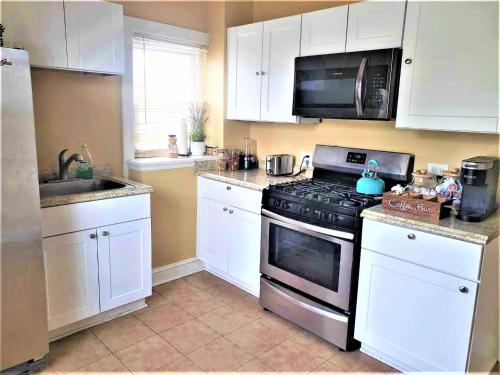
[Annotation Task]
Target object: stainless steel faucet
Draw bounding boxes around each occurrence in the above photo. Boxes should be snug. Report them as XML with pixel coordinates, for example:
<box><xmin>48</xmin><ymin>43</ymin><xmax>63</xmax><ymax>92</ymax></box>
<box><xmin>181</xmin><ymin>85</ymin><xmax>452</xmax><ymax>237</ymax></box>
<box><xmin>58</xmin><ymin>149</ymin><xmax>84</xmax><ymax>180</ymax></box>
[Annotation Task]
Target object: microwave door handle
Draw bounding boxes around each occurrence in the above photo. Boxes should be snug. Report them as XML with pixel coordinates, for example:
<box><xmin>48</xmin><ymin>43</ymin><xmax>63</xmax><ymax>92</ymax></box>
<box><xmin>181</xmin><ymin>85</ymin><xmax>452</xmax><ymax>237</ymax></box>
<box><xmin>355</xmin><ymin>57</ymin><xmax>368</xmax><ymax>116</ymax></box>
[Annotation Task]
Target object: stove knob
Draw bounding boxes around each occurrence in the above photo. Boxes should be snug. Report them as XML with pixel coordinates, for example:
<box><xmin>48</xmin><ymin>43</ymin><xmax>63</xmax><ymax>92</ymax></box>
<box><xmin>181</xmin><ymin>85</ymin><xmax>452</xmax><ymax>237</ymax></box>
<box><xmin>329</xmin><ymin>213</ymin><xmax>338</xmax><ymax>223</ymax></box>
<box><xmin>282</xmin><ymin>201</ymin><xmax>291</xmax><ymax>209</ymax></box>
<box><xmin>313</xmin><ymin>210</ymin><xmax>322</xmax><ymax>220</ymax></box>
<box><xmin>274</xmin><ymin>199</ymin><xmax>282</xmax><ymax>208</ymax></box>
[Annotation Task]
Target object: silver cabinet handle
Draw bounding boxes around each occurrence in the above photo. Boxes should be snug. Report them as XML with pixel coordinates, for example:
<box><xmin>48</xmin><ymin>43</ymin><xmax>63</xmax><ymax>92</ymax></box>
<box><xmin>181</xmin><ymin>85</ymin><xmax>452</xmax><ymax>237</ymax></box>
<box><xmin>255</xmin><ymin>71</ymin><xmax>260</xmax><ymax>76</ymax></box>
<box><xmin>229</xmin><ymin>209</ymin><xmax>234</xmax><ymax>214</ymax></box>
<box><xmin>459</xmin><ymin>286</ymin><xmax>469</xmax><ymax>293</ymax></box>
<box><xmin>407</xmin><ymin>233</ymin><xmax>416</xmax><ymax>240</ymax></box>
<box><xmin>404</xmin><ymin>58</ymin><xmax>412</xmax><ymax>64</ymax></box>
<box><xmin>101</xmin><ymin>231</ymin><xmax>110</xmax><ymax>236</ymax></box>
<box><xmin>223</xmin><ymin>207</ymin><xmax>228</xmax><ymax>212</ymax></box>
<box><xmin>89</xmin><ymin>233</ymin><xmax>96</xmax><ymax>239</ymax></box>
<box><xmin>355</xmin><ymin>57</ymin><xmax>368</xmax><ymax>116</ymax></box>
<box><xmin>226</xmin><ymin>186</ymin><xmax>231</xmax><ymax>190</ymax></box>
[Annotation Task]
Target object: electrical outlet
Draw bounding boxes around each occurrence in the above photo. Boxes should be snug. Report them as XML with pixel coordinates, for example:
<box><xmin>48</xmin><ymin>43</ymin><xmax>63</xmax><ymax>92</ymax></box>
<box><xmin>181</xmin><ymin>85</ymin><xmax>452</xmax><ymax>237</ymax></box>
<box><xmin>427</xmin><ymin>163</ymin><xmax>448</xmax><ymax>176</ymax></box>
<box><xmin>299</xmin><ymin>151</ymin><xmax>313</xmax><ymax>168</ymax></box>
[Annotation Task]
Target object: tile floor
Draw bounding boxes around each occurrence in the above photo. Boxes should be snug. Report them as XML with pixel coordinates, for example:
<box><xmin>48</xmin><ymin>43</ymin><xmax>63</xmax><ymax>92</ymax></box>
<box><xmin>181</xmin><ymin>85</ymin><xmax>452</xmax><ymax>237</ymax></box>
<box><xmin>44</xmin><ymin>271</ymin><xmax>398</xmax><ymax>373</ymax></box>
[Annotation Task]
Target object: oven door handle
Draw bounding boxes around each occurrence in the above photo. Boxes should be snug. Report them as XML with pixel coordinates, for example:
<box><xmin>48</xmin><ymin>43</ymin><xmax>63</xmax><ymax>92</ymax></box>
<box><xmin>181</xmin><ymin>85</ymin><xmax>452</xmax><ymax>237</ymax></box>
<box><xmin>355</xmin><ymin>56</ymin><xmax>368</xmax><ymax>117</ymax></box>
<box><xmin>261</xmin><ymin>209</ymin><xmax>354</xmax><ymax>241</ymax></box>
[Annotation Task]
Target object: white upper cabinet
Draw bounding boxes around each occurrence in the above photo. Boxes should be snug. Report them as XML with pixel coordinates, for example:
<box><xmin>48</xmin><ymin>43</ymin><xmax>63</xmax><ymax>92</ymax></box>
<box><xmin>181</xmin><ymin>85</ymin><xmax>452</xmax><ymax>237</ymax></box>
<box><xmin>396</xmin><ymin>1</ymin><xmax>499</xmax><ymax>133</ymax></box>
<box><xmin>65</xmin><ymin>1</ymin><xmax>124</xmax><ymax>74</ymax></box>
<box><xmin>227</xmin><ymin>16</ymin><xmax>306</xmax><ymax>123</ymax></box>
<box><xmin>1</xmin><ymin>0</ymin><xmax>124</xmax><ymax>75</ymax></box>
<box><xmin>227</xmin><ymin>22</ymin><xmax>264</xmax><ymax>121</ymax></box>
<box><xmin>261</xmin><ymin>15</ymin><xmax>301</xmax><ymax>123</ymax></box>
<box><xmin>2</xmin><ymin>1</ymin><xmax>68</xmax><ymax>69</ymax></box>
<box><xmin>346</xmin><ymin>1</ymin><xmax>406</xmax><ymax>52</ymax></box>
<box><xmin>300</xmin><ymin>6</ymin><xmax>348</xmax><ymax>56</ymax></box>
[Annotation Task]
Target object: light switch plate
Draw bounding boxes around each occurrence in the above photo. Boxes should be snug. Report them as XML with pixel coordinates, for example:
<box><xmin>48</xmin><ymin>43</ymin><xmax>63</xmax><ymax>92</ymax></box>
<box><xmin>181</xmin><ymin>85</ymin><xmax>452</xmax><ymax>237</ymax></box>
<box><xmin>427</xmin><ymin>163</ymin><xmax>448</xmax><ymax>176</ymax></box>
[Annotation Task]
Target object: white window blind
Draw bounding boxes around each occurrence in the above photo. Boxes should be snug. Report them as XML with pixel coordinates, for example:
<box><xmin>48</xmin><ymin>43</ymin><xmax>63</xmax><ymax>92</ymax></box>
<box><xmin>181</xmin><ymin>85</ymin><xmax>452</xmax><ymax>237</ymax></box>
<box><xmin>133</xmin><ymin>35</ymin><xmax>207</xmax><ymax>157</ymax></box>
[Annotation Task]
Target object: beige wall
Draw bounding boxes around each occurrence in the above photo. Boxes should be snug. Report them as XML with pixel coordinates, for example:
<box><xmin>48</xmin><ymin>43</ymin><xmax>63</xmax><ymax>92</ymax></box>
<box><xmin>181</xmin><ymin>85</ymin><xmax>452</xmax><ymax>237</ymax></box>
<box><xmin>129</xmin><ymin>167</ymin><xmax>198</xmax><ymax>267</ymax></box>
<box><xmin>114</xmin><ymin>1</ymin><xmax>208</xmax><ymax>32</ymax></box>
<box><xmin>31</xmin><ymin>69</ymin><xmax>123</xmax><ymax>176</ymax></box>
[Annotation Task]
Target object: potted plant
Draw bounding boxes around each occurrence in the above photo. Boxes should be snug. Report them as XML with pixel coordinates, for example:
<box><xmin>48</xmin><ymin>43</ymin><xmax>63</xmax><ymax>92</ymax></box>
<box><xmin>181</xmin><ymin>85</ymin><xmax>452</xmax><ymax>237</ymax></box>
<box><xmin>189</xmin><ymin>102</ymin><xmax>208</xmax><ymax>156</ymax></box>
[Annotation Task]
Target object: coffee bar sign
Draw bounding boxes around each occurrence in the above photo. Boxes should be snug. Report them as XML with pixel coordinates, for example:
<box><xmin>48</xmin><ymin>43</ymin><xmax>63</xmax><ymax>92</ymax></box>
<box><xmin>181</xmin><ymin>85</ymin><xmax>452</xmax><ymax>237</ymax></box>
<box><xmin>381</xmin><ymin>192</ymin><xmax>451</xmax><ymax>222</ymax></box>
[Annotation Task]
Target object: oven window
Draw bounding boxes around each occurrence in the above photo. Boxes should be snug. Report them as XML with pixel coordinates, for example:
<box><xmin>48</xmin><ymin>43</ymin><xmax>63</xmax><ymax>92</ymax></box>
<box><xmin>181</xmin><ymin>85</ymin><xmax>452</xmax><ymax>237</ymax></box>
<box><xmin>268</xmin><ymin>223</ymin><xmax>341</xmax><ymax>292</ymax></box>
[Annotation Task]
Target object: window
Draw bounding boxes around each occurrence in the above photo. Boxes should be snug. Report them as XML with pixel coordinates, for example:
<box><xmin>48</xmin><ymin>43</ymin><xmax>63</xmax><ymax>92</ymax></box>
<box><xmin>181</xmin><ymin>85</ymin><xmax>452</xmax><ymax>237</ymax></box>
<box><xmin>132</xmin><ymin>35</ymin><xmax>207</xmax><ymax>157</ymax></box>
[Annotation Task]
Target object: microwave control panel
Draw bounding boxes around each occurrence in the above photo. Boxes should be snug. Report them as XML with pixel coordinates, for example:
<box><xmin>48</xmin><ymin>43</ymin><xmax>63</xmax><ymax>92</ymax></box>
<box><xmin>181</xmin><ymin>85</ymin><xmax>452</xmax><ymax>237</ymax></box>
<box><xmin>366</xmin><ymin>66</ymin><xmax>389</xmax><ymax>107</ymax></box>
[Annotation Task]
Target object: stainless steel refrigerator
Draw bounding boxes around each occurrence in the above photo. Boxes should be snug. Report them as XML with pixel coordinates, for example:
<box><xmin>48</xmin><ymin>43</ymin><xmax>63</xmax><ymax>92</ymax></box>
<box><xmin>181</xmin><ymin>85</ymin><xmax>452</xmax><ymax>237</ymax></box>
<box><xmin>1</xmin><ymin>47</ymin><xmax>49</xmax><ymax>371</ymax></box>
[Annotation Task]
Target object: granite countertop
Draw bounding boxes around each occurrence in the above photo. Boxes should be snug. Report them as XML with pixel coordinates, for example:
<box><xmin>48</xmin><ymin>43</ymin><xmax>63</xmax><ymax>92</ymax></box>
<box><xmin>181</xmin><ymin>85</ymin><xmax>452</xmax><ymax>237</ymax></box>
<box><xmin>198</xmin><ymin>168</ymin><xmax>312</xmax><ymax>191</ymax></box>
<box><xmin>362</xmin><ymin>205</ymin><xmax>499</xmax><ymax>245</ymax></box>
<box><xmin>40</xmin><ymin>176</ymin><xmax>153</xmax><ymax>208</ymax></box>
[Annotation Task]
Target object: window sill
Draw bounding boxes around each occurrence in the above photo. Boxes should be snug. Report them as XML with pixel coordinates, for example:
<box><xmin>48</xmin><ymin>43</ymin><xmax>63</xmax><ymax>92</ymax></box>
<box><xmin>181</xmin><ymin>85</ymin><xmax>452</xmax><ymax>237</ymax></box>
<box><xmin>127</xmin><ymin>155</ymin><xmax>219</xmax><ymax>172</ymax></box>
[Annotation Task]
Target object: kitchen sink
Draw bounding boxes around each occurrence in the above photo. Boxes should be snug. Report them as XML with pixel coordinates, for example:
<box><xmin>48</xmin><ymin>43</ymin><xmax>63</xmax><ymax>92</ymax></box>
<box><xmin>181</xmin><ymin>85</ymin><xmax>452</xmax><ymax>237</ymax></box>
<box><xmin>39</xmin><ymin>178</ymin><xmax>128</xmax><ymax>198</ymax></box>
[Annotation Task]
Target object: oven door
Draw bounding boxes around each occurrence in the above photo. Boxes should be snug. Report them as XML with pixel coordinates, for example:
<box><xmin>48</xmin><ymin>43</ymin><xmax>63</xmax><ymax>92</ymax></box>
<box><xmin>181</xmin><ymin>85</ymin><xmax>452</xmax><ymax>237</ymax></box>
<box><xmin>260</xmin><ymin>209</ymin><xmax>354</xmax><ymax>311</ymax></box>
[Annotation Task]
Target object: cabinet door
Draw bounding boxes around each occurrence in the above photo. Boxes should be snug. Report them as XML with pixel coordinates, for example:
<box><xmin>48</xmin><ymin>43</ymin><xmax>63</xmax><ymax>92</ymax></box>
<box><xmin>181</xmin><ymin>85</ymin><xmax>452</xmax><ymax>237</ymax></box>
<box><xmin>65</xmin><ymin>0</ymin><xmax>124</xmax><ymax>74</ymax></box>
<box><xmin>346</xmin><ymin>1</ymin><xmax>406</xmax><ymax>52</ymax></box>
<box><xmin>227</xmin><ymin>23</ymin><xmax>263</xmax><ymax>121</ymax></box>
<box><xmin>355</xmin><ymin>250</ymin><xmax>477</xmax><ymax>372</ymax></box>
<box><xmin>261</xmin><ymin>15</ymin><xmax>301</xmax><ymax>123</ymax></box>
<box><xmin>300</xmin><ymin>6</ymin><xmax>348</xmax><ymax>57</ymax></box>
<box><xmin>228</xmin><ymin>208</ymin><xmax>261</xmax><ymax>295</ymax></box>
<box><xmin>43</xmin><ymin>230</ymin><xmax>100</xmax><ymax>331</ymax></box>
<box><xmin>97</xmin><ymin>219</ymin><xmax>152</xmax><ymax>311</ymax></box>
<box><xmin>396</xmin><ymin>2</ymin><xmax>498</xmax><ymax>133</ymax></box>
<box><xmin>196</xmin><ymin>198</ymin><xmax>231</xmax><ymax>273</ymax></box>
<box><xmin>1</xmin><ymin>1</ymin><xmax>68</xmax><ymax>68</ymax></box>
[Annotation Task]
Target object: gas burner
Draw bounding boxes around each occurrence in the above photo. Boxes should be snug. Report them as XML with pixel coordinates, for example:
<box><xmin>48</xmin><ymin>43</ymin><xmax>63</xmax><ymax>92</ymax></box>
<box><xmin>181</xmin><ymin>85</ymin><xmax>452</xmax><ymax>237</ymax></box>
<box><xmin>342</xmin><ymin>199</ymin><xmax>361</xmax><ymax>208</ymax></box>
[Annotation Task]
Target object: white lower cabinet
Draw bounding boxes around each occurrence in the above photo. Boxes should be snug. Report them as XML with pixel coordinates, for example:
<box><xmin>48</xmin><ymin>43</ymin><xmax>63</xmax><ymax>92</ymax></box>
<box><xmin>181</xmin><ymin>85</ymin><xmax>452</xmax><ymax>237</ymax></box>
<box><xmin>44</xmin><ymin>218</ymin><xmax>151</xmax><ymax>330</ymax></box>
<box><xmin>43</xmin><ymin>229</ymin><xmax>100</xmax><ymax>331</ymax></box>
<box><xmin>42</xmin><ymin>194</ymin><xmax>152</xmax><ymax>332</ymax></box>
<box><xmin>97</xmin><ymin>219</ymin><xmax>152</xmax><ymax>311</ymax></box>
<box><xmin>355</xmin><ymin>250</ymin><xmax>476</xmax><ymax>372</ymax></box>
<box><xmin>197</xmin><ymin>177</ymin><xmax>261</xmax><ymax>295</ymax></box>
<box><xmin>355</xmin><ymin>219</ymin><xmax>498</xmax><ymax>373</ymax></box>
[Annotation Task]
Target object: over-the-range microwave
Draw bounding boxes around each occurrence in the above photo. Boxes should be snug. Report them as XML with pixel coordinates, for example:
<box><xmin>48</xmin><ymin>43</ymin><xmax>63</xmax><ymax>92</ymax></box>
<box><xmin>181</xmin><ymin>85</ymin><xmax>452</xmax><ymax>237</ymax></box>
<box><xmin>292</xmin><ymin>48</ymin><xmax>402</xmax><ymax>120</ymax></box>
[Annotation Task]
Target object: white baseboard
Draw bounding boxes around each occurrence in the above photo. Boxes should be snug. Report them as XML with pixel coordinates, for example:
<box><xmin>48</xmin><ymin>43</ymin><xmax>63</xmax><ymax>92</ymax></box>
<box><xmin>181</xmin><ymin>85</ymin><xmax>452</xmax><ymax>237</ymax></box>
<box><xmin>49</xmin><ymin>299</ymin><xmax>147</xmax><ymax>342</ymax></box>
<box><xmin>152</xmin><ymin>257</ymin><xmax>204</xmax><ymax>286</ymax></box>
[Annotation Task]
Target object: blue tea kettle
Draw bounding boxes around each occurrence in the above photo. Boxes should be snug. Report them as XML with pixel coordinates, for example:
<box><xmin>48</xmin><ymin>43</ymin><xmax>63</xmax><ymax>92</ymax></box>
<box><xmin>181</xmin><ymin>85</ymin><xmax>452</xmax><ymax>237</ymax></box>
<box><xmin>356</xmin><ymin>159</ymin><xmax>385</xmax><ymax>195</ymax></box>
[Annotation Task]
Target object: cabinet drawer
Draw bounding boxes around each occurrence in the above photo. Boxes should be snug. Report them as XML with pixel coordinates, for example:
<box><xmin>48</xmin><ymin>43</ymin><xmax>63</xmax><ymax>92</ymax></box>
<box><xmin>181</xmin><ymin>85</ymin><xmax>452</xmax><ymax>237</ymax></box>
<box><xmin>361</xmin><ymin>220</ymin><xmax>483</xmax><ymax>280</ymax></box>
<box><xmin>198</xmin><ymin>177</ymin><xmax>262</xmax><ymax>214</ymax></box>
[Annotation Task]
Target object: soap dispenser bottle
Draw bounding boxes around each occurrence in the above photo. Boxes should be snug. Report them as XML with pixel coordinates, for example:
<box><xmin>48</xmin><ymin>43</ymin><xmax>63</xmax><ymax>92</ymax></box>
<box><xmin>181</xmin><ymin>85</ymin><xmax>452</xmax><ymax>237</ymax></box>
<box><xmin>76</xmin><ymin>143</ymin><xmax>94</xmax><ymax>179</ymax></box>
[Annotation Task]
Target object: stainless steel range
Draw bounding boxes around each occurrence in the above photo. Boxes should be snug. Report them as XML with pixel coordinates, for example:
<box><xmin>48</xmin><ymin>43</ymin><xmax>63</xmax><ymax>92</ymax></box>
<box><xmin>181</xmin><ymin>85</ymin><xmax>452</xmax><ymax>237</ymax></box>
<box><xmin>259</xmin><ymin>145</ymin><xmax>414</xmax><ymax>351</ymax></box>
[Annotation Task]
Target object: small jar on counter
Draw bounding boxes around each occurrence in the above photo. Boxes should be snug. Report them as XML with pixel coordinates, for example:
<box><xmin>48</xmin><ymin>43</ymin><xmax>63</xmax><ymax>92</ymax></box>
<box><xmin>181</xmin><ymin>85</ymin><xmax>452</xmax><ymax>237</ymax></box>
<box><xmin>228</xmin><ymin>149</ymin><xmax>240</xmax><ymax>171</ymax></box>
<box><xmin>408</xmin><ymin>169</ymin><xmax>438</xmax><ymax>199</ymax></box>
<box><xmin>167</xmin><ymin>135</ymin><xmax>178</xmax><ymax>158</ymax></box>
<box><xmin>216</xmin><ymin>149</ymin><xmax>227</xmax><ymax>171</ymax></box>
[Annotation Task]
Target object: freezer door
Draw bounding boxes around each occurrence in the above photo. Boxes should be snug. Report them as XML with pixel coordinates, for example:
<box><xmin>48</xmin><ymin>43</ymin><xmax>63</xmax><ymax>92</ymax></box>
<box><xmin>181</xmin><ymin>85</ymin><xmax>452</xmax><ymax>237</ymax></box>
<box><xmin>1</xmin><ymin>47</ymin><xmax>49</xmax><ymax>370</ymax></box>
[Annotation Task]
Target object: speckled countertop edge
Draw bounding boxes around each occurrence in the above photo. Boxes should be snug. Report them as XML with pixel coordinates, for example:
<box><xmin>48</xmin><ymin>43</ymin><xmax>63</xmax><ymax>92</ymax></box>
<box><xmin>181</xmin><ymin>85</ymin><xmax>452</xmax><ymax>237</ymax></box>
<box><xmin>40</xmin><ymin>176</ymin><xmax>153</xmax><ymax>208</ymax></box>
<box><xmin>197</xmin><ymin>168</ymin><xmax>312</xmax><ymax>191</ymax></box>
<box><xmin>361</xmin><ymin>205</ymin><xmax>499</xmax><ymax>245</ymax></box>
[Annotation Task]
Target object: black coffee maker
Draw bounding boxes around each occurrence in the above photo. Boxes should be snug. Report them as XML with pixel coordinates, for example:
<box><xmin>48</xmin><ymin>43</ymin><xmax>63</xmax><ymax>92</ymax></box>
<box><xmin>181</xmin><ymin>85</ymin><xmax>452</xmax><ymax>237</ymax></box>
<box><xmin>457</xmin><ymin>156</ymin><xmax>499</xmax><ymax>222</ymax></box>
